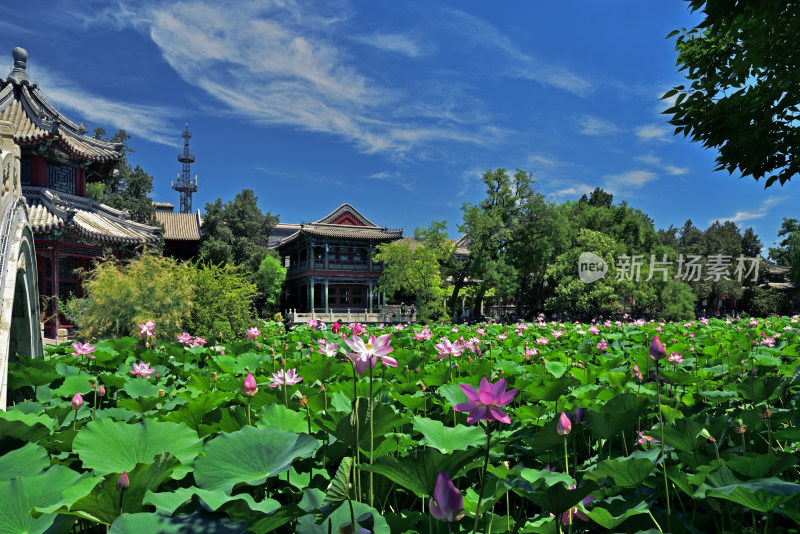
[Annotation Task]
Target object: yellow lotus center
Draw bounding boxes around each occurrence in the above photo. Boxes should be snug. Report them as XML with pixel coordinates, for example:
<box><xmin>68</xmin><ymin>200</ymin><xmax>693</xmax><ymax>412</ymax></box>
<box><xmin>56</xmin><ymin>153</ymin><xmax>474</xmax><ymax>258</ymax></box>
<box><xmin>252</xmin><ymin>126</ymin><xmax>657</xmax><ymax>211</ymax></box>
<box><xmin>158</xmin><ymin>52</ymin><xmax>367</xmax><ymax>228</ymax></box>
<box><xmin>365</xmin><ymin>343</ymin><xmax>373</xmax><ymax>351</ymax></box>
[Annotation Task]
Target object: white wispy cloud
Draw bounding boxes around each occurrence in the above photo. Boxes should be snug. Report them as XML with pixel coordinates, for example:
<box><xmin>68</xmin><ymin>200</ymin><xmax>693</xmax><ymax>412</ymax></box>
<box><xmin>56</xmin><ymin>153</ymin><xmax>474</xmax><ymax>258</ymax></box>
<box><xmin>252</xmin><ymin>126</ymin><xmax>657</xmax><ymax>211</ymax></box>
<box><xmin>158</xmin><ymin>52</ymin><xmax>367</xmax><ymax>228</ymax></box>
<box><xmin>441</xmin><ymin>8</ymin><xmax>593</xmax><ymax>97</ymax></box>
<box><xmin>578</xmin><ymin>115</ymin><xmax>621</xmax><ymax>136</ymax></box>
<box><xmin>711</xmin><ymin>197</ymin><xmax>788</xmax><ymax>225</ymax></box>
<box><xmin>60</xmin><ymin>0</ymin><xmax>498</xmax><ymax>158</ymax></box>
<box><xmin>552</xmin><ymin>183</ymin><xmax>594</xmax><ymax>197</ymax></box>
<box><xmin>366</xmin><ymin>171</ymin><xmax>414</xmax><ymax>192</ymax></box>
<box><xmin>604</xmin><ymin>169</ymin><xmax>658</xmax><ymax>191</ymax></box>
<box><xmin>635</xmin><ymin>124</ymin><xmax>672</xmax><ymax>142</ymax></box>
<box><xmin>635</xmin><ymin>154</ymin><xmax>688</xmax><ymax>175</ymax></box>
<box><xmin>525</xmin><ymin>154</ymin><xmax>565</xmax><ymax>169</ymax></box>
<box><xmin>351</xmin><ymin>32</ymin><xmax>424</xmax><ymax>57</ymax></box>
<box><xmin>34</xmin><ymin>68</ymin><xmax>178</xmax><ymax>147</ymax></box>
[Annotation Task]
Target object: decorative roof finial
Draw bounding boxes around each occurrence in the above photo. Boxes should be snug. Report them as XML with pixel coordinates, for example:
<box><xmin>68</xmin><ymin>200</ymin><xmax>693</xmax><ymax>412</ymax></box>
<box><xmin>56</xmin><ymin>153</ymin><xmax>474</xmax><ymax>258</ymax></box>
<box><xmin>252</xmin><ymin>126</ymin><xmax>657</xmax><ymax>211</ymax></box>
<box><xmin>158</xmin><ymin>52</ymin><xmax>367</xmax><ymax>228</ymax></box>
<box><xmin>7</xmin><ymin>47</ymin><xmax>32</xmax><ymax>86</ymax></box>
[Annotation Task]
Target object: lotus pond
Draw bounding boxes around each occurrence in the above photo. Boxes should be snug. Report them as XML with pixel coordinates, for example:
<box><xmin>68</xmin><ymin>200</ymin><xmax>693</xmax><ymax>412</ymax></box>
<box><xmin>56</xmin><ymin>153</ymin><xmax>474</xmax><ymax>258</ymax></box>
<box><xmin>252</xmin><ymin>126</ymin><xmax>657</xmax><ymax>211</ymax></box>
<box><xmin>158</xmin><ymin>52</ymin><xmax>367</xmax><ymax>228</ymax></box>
<box><xmin>2</xmin><ymin>315</ymin><xmax>800</xmax><ymax>533</ymax></box>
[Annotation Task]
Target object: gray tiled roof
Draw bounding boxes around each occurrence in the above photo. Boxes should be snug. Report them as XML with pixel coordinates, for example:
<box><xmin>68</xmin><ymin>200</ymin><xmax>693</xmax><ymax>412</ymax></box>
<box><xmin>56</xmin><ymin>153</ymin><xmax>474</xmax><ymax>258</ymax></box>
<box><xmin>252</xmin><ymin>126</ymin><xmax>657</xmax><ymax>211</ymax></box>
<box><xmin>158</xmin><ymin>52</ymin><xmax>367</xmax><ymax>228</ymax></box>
<box><xmin>23</xmin><ymin>187</ymin><xmax>160</xmax><ymax>245</ymax></box>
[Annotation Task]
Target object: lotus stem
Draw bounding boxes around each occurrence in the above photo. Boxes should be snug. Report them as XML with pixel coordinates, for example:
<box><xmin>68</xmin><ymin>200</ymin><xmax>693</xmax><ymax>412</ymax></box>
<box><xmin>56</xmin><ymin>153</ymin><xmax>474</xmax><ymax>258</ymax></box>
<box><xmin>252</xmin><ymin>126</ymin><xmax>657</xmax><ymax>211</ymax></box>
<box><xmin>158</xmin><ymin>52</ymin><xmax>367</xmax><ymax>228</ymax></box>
<box><xmin>369</xmin><ymin>363</ymin><xmax>374</xmax><ymax>508</ymax></box>
<box><xmin>472</xmin><ymin>422</ymin><xmax>492</xmax><ymax>534</ymax></box>
<box><xmin>655</xmin><ymin>360</ymin><xmax>671</xmax><ymax>529</ymax></box>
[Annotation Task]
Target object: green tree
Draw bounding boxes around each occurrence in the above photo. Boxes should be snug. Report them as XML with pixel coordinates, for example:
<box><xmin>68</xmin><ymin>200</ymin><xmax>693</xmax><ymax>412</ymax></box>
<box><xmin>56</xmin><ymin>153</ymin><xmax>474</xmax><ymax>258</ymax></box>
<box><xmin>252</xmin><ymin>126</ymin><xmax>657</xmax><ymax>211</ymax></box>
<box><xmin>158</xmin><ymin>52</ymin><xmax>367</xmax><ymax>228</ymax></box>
<box><xmin>768</xmin><ymin>218</ymin><xmax>800</xmax><ymax>265</ymax></box>
<box><xmin>460</xmin><ymin>169</ymin><xmax>556</xmax><ymax>317</ymax></box>
<box><xmin>665</xmin><ymin>1</ymin><xmax>800</xmax><ymax>187</ymax></box>
<box><xmin>187</xmin><ymin>263</ymin><xmax>258</xmax><ymax>342</ymax></box>
<box><xmin>77</xmin><ymin>255</ymin><xmax>194</xmax><ymax>341</ymax></box>
<box><xmin>374</xmin><ymin>221</ymin><xmax>451</xmax><ymax>322</ymax></box>
<box><xmin>255</xmin><ymin>254</ymin><xmax>287</xmax><ymax>316</ymax></box>
<box><xmin>199</xmin><ymin>190</ymin><xmax>278</xmax><ymax>274</ymax></box>
<box><xmin>91</xmin><ymin>129</ymin><xmax>156</xmax><ymax>225</ymax></box>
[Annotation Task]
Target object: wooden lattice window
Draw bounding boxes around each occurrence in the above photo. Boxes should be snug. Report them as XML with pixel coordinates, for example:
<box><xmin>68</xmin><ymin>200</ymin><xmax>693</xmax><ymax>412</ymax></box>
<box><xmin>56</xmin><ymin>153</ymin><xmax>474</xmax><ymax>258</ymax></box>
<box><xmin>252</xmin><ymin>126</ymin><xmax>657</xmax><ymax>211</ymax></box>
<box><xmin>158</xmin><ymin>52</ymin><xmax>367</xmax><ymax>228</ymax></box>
<box><xmin>47</xmin><ymin>163</ymin><xmax>76</xmax><ymax>194</ymax></box>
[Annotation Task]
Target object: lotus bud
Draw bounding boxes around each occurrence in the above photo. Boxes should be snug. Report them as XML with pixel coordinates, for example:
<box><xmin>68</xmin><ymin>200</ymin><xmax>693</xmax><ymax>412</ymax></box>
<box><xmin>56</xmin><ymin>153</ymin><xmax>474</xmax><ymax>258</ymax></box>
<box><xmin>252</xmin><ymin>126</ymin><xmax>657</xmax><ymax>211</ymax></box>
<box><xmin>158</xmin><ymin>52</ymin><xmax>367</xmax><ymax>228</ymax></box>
<box><xmin>557</xmin><ymin>411</ymin><xmax>571</xmax><ymax>435</ymax></box>
<box><xmin>71</xmin><ymin>392</ymin><xmax>83</xmax><ymax>410</ymax></box>
<box><xmin>429</xmin><ymin>472</ymin><xmax>464</xmax><ymax>523</ymax></box>
<box><xmin>117</xmin><ymin>471</ymin><xmax>129</xmax><ymax>492</ymax></box>
<box><xmin>242</xmin><ymin>373</ymin><xmax>258</xmax><ymax>397</ymax></box>
<box><xmin>649</xmin><ymin>335</ymin><xmax>666</xmax><ymax>361</ymax></box>
<box><xmin>98</xmin><ymin>385</ymin><xmax>106</xmax><ymax>396</ymax></box>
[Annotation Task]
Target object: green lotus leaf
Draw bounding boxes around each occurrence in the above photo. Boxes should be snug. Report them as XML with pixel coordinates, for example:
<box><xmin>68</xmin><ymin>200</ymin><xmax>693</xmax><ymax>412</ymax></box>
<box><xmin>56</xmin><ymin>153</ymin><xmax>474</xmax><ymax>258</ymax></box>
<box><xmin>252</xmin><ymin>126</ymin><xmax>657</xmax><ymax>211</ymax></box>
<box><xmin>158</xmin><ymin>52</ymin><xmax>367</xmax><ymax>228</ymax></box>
<box><xmin>585</xmin><ymin>496</ymin><xmax>650</xmax><ymax>529</ymax></box>
<box><xmin>0</xmin><ymin>443</ymin><xmax>49</xmax><ymax>480</ymax></box>
<box><xmin>256</xmin><ymin>403</ymin><xmax>309</xmax><ymax>433</ymax></box>
<box><xmin>363</xmin><ymin>448</ymin><xmax>482</xmax><ymax>498</ymax></box>
<box><xmin>704</xmin><ymin>465</ymin><xmax>800</xmax><ymax>512</ymax></box>
<box><xmin>50</xmin><ymin>374</ymin><xmax>95</xmax><ymax>398</ymax></box>
<box><xmin>73</xmin><ymin>418</ymin><xmax>203</xmax><ymax>478</ymax></box>
<box><xmin>122</xmin><ymin>379</ymin><xmax>160</xmax><ymax>399</ymax></box>
<box><xmin>412</xmin><ymin>416</ymin><xmax>485</xmax><ymax>454</ymax></box>
<box><xmin>586</xmin><ymin>393</ymin><xmax>648</xmax><ymax>440</ymax></box>
<box><xmin>194</xmin><ymin>425</ymin><xmax>318</xmax><ymax>491</ymax></box>
<box><xmin>0</xmin><ymin>465</ymin><xmax>95</xmax><ymax>534</ymax></box>
<box><xmin>161</xmin><ymin>390</ymin><xmax>234</xmax><ymax>431</ymax></box>
<box><xmin>584</xmin><ymin>452</ymin><xmax>657</xmax><ymax>487</ymax></box>
<box><xmin>0</xmin><ymin>410</ymin><xmax>54</xmax><ymax>445</ymax></box>
<box><xmin>108</xmin><ymin>510</ymin><xmax>248</xmax><ymax>534</ymax></box>
<box><xmin>296</xmin><ymin>500</ymin><xmax>389</xmax><ymax>534</ymax></box>
<box><xmin>35</xmin><ymin>453</ymin><xmax>179</xmax><ymax>525</ymax></box>
<box><xmin>545</xmin><ymin>361</ymin><xmax>568</xmax><ymax>378</ymax></box>
<box><xmin>143</xmin><ymin>486</ymin><xmax>280</xmax><ymax>516</ymax></box>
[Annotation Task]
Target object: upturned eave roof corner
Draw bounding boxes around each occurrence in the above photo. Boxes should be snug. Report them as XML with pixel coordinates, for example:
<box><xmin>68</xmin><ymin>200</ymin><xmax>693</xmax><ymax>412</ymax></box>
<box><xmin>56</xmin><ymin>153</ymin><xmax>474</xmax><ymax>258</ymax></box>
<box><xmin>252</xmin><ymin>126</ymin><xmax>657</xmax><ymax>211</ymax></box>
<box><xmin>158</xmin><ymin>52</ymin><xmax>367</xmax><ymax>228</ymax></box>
<box><xmin>0</xmin><ymin>48</ymin><xmax>123</xmax><ymax>163</ymax></box>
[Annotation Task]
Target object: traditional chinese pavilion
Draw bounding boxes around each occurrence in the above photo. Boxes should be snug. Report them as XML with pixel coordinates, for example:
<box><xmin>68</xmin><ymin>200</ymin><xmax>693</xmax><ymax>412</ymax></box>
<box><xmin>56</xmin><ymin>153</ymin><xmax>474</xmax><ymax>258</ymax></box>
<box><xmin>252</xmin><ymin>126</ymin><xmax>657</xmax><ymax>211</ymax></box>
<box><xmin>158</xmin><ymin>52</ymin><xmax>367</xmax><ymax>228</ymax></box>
<box><xmin>153</xmin><ymin>202</ymin><xmax>202</xmax><ymax>260</ymax></box>
<box><xmin>269</xmin><ymin>204</ymin><xmax>403</xmax><ymax>314</ymax></box>
<box><xmin>0</xmin><ymin>47</ymin><xmax>160</xmax><ymax>337</ymax></box>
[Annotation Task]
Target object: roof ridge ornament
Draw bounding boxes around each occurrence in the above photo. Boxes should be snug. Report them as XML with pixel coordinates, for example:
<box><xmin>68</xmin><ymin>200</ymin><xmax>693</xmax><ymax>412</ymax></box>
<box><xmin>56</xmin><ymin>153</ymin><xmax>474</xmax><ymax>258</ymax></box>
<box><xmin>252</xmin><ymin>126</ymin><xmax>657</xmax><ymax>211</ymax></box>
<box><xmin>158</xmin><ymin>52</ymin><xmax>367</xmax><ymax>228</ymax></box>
<box><xmin>6</xmin><ymin>47</ymin><xmax>32</xmax><ymax>86</ymax></box>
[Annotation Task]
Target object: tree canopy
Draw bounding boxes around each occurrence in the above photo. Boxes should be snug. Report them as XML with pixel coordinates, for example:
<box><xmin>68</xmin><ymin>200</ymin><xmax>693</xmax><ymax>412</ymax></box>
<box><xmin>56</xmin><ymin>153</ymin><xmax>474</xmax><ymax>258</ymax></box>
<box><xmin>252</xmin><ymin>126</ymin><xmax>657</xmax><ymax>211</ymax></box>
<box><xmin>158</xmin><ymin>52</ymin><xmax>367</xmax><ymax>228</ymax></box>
<box><xmin>664</xmin><ymin>1</ymin><xmax>800</xmax><ymax>187</ymax></box>
<box><xmin>90</xmin><ymin>129</ymin><xmax>156</xmax><ymax>226</ymax></box>
<box><xmin>198</xmin><ymin>189</ymin><xmax>278</xmax><ymax>274</ymax></box>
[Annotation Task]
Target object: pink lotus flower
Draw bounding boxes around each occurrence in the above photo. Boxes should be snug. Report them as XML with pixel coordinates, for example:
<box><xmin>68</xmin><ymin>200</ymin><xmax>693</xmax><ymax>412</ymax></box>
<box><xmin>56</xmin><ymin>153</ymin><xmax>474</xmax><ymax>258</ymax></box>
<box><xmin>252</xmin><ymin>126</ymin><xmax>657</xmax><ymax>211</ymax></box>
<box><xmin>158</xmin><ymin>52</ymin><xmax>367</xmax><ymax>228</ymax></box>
<box><xmin>434</xmin><ymin>337</ymin><xmax>465</xmax><ymax>360</ymax></box>
<box><xmin>317</xmin><ymin>340</ymin><xmax>339</xmax><ymax>357</ymax></box>
<box><xmin>350</xmin><ymin>323</ymin><xmax>366</xmax><ymax>336</ymax></box>
<box><xmin>71</xmin><ymin>392</ymin><xmax>83</xmax><ymax>410</ymax></box>
<box><xmin>429</xmin><ymin>472</ymin><xmax>464</xmax><ymax>523</ymax></box>
<box><xmin>631</xmin><ymin>364</ymin><xmax>643</xmax><ymax>382</ymax></box>
<box><xmin>559</xmin><ymin>485</ymin><xmax>594</xmax><ymax>525</ymax></box>
<box><xmin>536</xmin><ymin>337</ymin><xmax>549</xmax><ymax>345</ymax></box>
<box><xmin>761</xmin><ymin>337</ymin><xmax>776</xmax><ymax>347</ymax></box>
<box><xmin>476</xmin><ymin>328</ymin><xmax>486</xmax><ymax>336</ymax></box>
<box><xmin>454</xmin><ymin>377</ymin><xmax>518</xmax><ymax>424</ymax></box>
<box><xmin>649</xmin><ymin>335</ymin><xmax>666</xmax><ymax>361</ymax></box>
<box><xmin>588</xmin><ymin>325</ymin><xmax>600</xmax><ymax>335</ymax></box>
<box><xmin>177</xmin><ymin>332</ymin><xmax>192</xmax><ymax>344</ymax></box>
<box><xmin>268</xmin><ymin>368</ymin><xmax>303</xmax><ymax>388</ymax></box>
<box><xmin>242</xmin><ymin>373</ymin><xmax>258</xmax><ymax>396</ymax></box>
<box><xmin>246</xmin><ymin>327</ymin><xmax>261</xmax><ymax>340</ymax></box>
<box><xmin>413</xmin><ymin>325</ymin><xmax>433</xmax><ymax>341</ymax></box>
<box><xmin>345</xmin><ymin>334</ymin><xmax>397</xmax><ymax>374</ymax></box>
<box><xmin>557</xmin><ymin>412</ymin><xmax>571</xmax><ymax>435</ymax></box>
<box><xmin>596</xmin><ymin>339</ymin><xmax>608</xmax><ymax>351</ymax></box>
<box><xmin>306</xmin><ymin>319</ymin><xmax>318</xmax><ymax>328</ymax></box>
<box><xmin>524</xmin><ymin>347</ymin><xmax>538</xmax><ymax>359</ymax></box>
<box><xmin>130</xmin><ymin>361</ymin><xmax>155</xmax><ymax>378</ymax></box>
<box><xmin>98</xmin><ymin>385</ymin><xmax>106</xmax><ymax>396</ymax></box>
<box><xmin>138</xmin><ymin>321</ymin><xmax>156</xmax><ymax>337</ymax></box>
<box><xmin>191</xmin><ymin>337</ymin><xmax>207</xmax><ymax>348</ymax></box>
<box><xmin>668</xmin><ymin>352</ymin><xmax>684</xmax><ymax>365</ymax></box>
<box><xmin>635</xmin><ymin>431</ymin><xmax>660</xmax><ymax>446</ymax></box>
<box><xmin>71</xmin><ymin>342</ymin><xmax>96</xmax><ymax>358</ymax></box>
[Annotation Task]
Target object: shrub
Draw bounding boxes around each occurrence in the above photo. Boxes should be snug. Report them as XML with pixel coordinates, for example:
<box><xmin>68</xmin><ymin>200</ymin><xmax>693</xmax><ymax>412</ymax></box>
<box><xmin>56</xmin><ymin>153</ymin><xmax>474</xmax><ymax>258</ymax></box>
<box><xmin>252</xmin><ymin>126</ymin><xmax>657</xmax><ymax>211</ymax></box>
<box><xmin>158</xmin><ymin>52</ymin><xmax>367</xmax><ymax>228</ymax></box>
<box><xmin>187</xmin><ymin>263</ymin><xmax>258</xmax><ymax>342</ymax></box>
<box><xmin>78</xmin><ymin>255</ymin><xmax>194</xmax><ymax>341</ymax></box>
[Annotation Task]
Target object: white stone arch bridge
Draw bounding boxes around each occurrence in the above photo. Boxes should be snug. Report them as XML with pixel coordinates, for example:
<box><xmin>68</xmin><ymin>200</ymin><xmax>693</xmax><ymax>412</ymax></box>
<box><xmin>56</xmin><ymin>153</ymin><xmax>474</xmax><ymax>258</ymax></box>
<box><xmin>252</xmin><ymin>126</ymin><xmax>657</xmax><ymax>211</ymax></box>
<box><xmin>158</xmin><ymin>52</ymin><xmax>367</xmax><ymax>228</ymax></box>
<box><xmin>0</xmin><ymin>119</ymin><xmax>42</xmax><ymax>409</ymax></box>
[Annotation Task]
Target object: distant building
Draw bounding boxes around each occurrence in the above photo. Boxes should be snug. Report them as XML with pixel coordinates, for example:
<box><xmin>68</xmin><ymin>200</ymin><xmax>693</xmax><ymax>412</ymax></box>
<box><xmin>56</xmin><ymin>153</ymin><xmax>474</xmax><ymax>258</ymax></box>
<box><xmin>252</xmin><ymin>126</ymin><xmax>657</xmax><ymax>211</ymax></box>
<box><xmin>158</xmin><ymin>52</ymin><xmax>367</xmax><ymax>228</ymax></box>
<box><xmin>0</xmin><ymin>47</ymin><xmax>160</xmax><ymax>337</ymax></box>
<box><xmin>269</xmin><ymin>204</ymin><xmax>402</xmax><ymax>314</ymax></box>
<box><xmin>153</xmin><ymin>202</ymin><xmax>202</xmax><ymax>260</ymax></box>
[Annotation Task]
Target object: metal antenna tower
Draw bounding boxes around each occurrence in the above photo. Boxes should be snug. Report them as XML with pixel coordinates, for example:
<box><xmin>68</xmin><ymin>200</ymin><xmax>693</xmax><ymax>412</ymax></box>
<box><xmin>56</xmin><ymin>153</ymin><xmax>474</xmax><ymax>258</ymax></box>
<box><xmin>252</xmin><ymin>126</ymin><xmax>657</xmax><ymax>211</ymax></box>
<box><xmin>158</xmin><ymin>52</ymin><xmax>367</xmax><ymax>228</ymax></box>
<box><xmin>171</xmin><ymin>116</ymin><xmax>197</xmax><ymax>213</ymax></box>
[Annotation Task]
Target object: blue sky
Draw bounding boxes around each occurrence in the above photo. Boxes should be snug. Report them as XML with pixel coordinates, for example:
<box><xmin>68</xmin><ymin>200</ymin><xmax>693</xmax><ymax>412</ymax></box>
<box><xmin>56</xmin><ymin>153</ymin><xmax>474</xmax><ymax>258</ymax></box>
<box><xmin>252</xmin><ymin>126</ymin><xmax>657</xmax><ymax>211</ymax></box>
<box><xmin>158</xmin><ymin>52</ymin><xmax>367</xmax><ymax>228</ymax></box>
<box><xmin>2</xmin><ymin>1</ymin><xmax>797</xmax><ymax>249</ymax></box>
